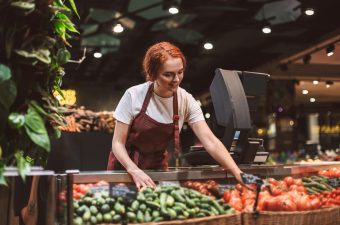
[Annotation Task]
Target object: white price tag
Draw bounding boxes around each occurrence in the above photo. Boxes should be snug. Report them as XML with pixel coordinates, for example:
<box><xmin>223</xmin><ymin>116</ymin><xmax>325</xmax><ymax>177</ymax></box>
<box><xmin>158</xmin><ymin>181</ymin><xmax>180</xmax><ymax>186</ymax></box>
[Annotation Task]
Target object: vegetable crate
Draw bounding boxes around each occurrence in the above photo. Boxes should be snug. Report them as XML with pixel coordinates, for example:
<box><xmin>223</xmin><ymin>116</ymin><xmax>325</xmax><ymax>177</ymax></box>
<box><xmin>242</xmin><ymin>207</ymin><xmax>340</xmax><ymax>225</ymax></box>
<box><xmin>98</xmin><ymin>212</ymin><xmax>241</xmax><ymax>225</ymax></box>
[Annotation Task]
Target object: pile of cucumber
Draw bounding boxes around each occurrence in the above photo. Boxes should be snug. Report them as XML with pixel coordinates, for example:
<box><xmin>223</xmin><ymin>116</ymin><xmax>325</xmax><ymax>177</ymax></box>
<box><xmin>73</xmin><ymin>185</ymin><xmax>235</xmax><ymax>224</ymax></box>
<box><xmin>302</xmin><ymin>176</ymin><xmax>335</xmax><ymax>194</ymax></box>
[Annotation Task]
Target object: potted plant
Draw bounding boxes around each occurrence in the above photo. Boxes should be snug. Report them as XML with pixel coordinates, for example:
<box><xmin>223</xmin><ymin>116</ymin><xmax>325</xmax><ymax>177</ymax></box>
<box><xmin>0</xmin><ymin>0</ymin><xmax>79</xmax><ymax>184</ymax></box>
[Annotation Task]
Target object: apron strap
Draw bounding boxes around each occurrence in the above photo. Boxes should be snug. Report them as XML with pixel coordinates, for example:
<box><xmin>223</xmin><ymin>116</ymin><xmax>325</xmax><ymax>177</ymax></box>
<box><xmin>141</xmin><ymin>83</ymin><xmax>154</xmax><ymax>113</ymax></box>
<box><xmin>173</xmin><ymin>91</ymin><xmax>180</xmax><ymax>163</ymax></box>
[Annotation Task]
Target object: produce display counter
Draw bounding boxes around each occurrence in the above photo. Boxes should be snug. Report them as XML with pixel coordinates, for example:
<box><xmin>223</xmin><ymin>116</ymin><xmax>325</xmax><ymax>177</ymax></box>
<box><xmin>72</xmin><ymin>162</ymin><xmax>340</xmax><ymax>184</ymax></box>
<box><xmin>60</xmin><ymin>162</ymin><xmax>340</xmax><ymax>225</ymax></box>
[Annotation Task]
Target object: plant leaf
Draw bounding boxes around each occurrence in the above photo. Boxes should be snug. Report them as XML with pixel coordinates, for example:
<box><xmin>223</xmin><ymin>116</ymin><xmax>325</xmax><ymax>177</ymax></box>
<box><xmin>15</xmin><ymin>49</ymin><xmax>51</xmax><ymax>64</ymax></box>
<box><xmin>24</xmin><ymin>106</ymin><xmax>50</xmax><ymax>152</ymax></box>
<box><xmin>8</xmin><ymin>112</ymin><xmax>25</xmax><ymax>129</ymax></box>
<box><xmin>29</xmin><ymin>100</ymin><xmax>48</xmax><ymax>116</ymax></box>
<box><xmin>24</xmin><ymin>126</ymin><xmax>51</xmax><ymax>152</ymax></box>
<box><xmin>10</xmin><ymin>2</ymin><xmax>35</xmax><ymax>10</ymax></box>
<box><xmin>0</xmin><ymin>161</ymin><xmax>7</xmax><ymax>186</ymax></box>
<box><xmin>24</xmin><ymin>106</ymin><xmax>46</xmax><ymax>134</ymax></box>
<box><xmin>0</xmin><ymin>80</ymin><xmax>17</xmax><ymax>110</ymax></box>
<box><xmin>0</xmin><ymin>64</ymin><xmax>11</xmax><ymax>84</ymax></box>
<box><xmin>66</xmin><ymin>0</ymin><xmax>79</xmax><ymax>18</ymax></box>
<box><xmin>15</xmin><ymin>151</ymin><xmax>31</xmax><ymax>181</ymax></box>
<box><xmin>56</xmin><ymin>48</ymin><xmax>71</xmax><ymax>65</ymax></box>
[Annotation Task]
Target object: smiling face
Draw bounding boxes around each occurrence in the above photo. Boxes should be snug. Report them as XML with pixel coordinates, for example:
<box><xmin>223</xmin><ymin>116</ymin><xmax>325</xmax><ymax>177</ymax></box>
<box><xmin>153</xmin><ymin>57</ymin><xmax>184</xmax><ymax>98</ymax></box>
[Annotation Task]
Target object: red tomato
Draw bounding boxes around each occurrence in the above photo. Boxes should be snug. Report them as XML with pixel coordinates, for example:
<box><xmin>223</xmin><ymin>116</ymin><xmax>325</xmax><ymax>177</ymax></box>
<box><xmin>297</xmin><ymin>186</ymin><xmax>306</xmax><ymax>193</ymax></box>
<box><xmin>73</xmin><ymin>192</ymin><xmax>82</xmax><ymax>200</ymax></box>
<box><xmin>270</xmin><ymin>184</ymin><xmax>283</xmax><ymax>196</ymax></box>
<box><xmin>267</xmin><ymin>178</ymin><xmax>278</xmax><ymax>185</ymax></box>
<box><xmin>289</xmin><ymin>184</ymin><xmax>298</xmax><ymax>191</ymax></box>
<box><xmin>295</xmin><ymin>195</ymin><xmax>311</xmax><ymax>211</ymax></box>
<box><xmin>229</xmin><ymin>197</ymin><xmax>243</xmax><ymax>211</ymax></box>
<box><xmin>223</xmin><ymin>190</ymin><xmax>231</xmax><ymax>203</ymax></box>
<box><xmin>284</xmin><ymin>176</ymin><xmax>295</xmax><ymax>186</ymax></box>
<box><xmin>281</xmin><ymin>198</ymin><xmax>297</xmax><ymax>211</ymax></box>
<box><xmin>310</xmin><ymin>198</ymin><xmax>321</xmax><ymax>209</ymax></box>
<box><xmin>236</xmin><ymin>183</ymin><xmax>243</xmax><ymax>192</ymax></box>
<box><xmin>294</xmin><ymin>179</ymin><xmax>303</xmax><ymax>186</ymax></box>
<box><xmin>264</xmin><ymin>196</ymin><xmax>281</xmax><ymax>211</ymax></box>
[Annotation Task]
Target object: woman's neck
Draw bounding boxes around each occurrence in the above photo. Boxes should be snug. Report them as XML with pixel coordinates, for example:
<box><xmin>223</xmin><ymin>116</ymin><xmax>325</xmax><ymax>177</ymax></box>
<box><xmin>153</xmin><ymin>82</ymin><xmax>173</xmax><ymax>98</ymax></box>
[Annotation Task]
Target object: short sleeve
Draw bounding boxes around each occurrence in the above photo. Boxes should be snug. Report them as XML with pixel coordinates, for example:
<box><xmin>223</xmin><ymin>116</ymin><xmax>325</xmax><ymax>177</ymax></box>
<box><xmin>186</xmin><ymin>93</ymin><xmax>205</xmax><ymax>124</ymax></box>
<box><xmin>113</xmin><ymin>90</ymin><xmax>133</xmax><ymax>125</ymax></box>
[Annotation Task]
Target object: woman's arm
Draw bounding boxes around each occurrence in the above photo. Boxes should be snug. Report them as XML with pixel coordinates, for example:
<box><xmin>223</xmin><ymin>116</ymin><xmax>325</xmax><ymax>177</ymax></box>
<box><xmin>190</xmin><ymin>120</ymin><xmax>243</xmax><ymax>184</ymax></box>
<box><xmin>112</xmin><ymin>121</ymin><xmax>156</xmax><ymax>189</ymax></box>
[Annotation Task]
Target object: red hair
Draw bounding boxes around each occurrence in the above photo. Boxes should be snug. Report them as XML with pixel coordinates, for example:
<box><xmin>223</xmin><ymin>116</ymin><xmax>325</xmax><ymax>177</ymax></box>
<box><xmin>142</xmin><ymin>42</ymin><xmax>187</xmax><ymax>81</ymax></box>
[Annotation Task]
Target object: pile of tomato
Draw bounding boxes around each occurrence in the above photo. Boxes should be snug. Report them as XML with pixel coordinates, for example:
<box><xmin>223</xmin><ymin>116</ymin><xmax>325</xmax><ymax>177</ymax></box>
<box><xmin>73</xmin><ymin>180</ymin><xmax>109</xmax><ymax>199</ymax></box>
<box><xmin>222</xmin><ymin>175</ymin><xmax>340</xmax><ymax>212</ymax></box>
<box><xmin>318</xmin><ymin>167</ymin><xmax>340</xmax><ymax>178</ymax></box>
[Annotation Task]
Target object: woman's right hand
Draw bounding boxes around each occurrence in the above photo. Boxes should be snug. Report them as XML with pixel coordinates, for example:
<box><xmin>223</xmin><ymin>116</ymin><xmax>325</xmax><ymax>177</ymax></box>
<box><xmin>128</xmin><ymin>169</ymin><xmax>156</xmax><ymax>190</ymax></box>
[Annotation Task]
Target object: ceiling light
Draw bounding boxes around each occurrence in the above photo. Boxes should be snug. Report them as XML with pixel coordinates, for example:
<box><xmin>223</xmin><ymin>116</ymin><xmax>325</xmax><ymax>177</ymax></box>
<box><xmin>93</xmin><ymin>52</ymin><xmax>102</xmax><ymax>58</ymax></box>
<box><xmin>113</xmin><ymin>24</ymin><xmax>124</xmax><ymax>33</ymax></box>
<box><xmin>310</xmin><ymin>97</ymin><xmax>316</xmax><ymax>103</ymax></box>
<box><xmin>168</xmin><ymin>7</ymin><xmax>179</xmax><ymax>14</ymax></box>
<box><xmin>262</xmin><ymin>26</ymin><xmax>271</xmax><ymax>34</ymax></box>
<box><xmin>203</xmin><ymin>42</ymin><xmax>213</xmax><ymax>50</ymax></box>
<box><xmin>302</xmin><ymin>89</ymin><xmax>309</xmax><ymax>95</ymax></box>
<box><xmin>325</xmin><ymin>81</ymin><xmax>333</xmax><ymax>88</ymax></box>
<box><xmin>326</xmin><ymin>44</ymin><xmax>335</xmax><ymax>57</ymax></box>
<box><xmin>303</xmin><ymin>54</ymin><xmax>311</xmax><ymax>64</ymax></box>
<box><xmin>312</xmin><ymin>80</ymin><xmax>319</xmax><ymax>85</ymax></box>
<box><xmin>304</xmin><ymin>8</ymin><xmax>314</xmax><ymax>16</ymax></box>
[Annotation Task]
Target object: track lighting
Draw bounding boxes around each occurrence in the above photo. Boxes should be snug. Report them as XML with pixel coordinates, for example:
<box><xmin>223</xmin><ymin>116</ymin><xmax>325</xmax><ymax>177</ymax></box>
<box><xmin>325</xmin><ymin>81</ymin><xmax>333</xmax><ymax>88</ymax></box>
<box><xmin>326</xmin><ymin>44</ymin><xmax>335</xmax><ymax>57</ymax></box>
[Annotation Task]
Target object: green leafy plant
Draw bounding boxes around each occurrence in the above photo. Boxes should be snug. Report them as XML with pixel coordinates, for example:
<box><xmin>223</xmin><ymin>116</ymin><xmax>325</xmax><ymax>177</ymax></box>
<box><xmin>0</xmin><ymin>0</ymin><xmax>79</xmax><ymax>184</ymax></box>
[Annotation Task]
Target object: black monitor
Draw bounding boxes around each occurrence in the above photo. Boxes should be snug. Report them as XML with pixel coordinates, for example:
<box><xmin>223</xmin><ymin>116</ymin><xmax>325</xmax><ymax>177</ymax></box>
<box><xmin>209</xmin><ymin>69</ymin><xmax>270</xmax><ymax>164</ymax></box>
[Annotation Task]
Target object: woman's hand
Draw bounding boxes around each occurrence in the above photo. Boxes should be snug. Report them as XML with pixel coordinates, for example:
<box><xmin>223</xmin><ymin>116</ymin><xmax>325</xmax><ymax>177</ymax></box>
<box><xmin>128</xmin><ymin>168</ymin><xmax>156</xmax><ymax>190</ymax></box>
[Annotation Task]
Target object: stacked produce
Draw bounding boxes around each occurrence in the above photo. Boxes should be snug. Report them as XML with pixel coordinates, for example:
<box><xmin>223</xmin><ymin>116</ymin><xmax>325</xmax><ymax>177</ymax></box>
<box><xmin>221</xmin><ymin>173</ymin><xmax>340</xmax><ymax>212</ymax></box>
<box><xmin>59</xmin><ymin>105</ymin><xmax>115</xmax><ymax>133</ymax></box>
<box><xmin>183</xmin><ymin>180</ymin><xmax>219</xmax><ymax>198</ymax></box>
<box><xmin>73</xmin><ymin>184</ymin><xmax>236</xmax><ymax>224</ymax></box>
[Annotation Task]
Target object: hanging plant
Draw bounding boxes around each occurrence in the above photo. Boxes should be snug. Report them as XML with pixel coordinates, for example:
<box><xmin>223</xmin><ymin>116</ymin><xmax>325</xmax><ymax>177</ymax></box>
<box><xmin>0</xmin><ymin>0</ymin><xmax>79</xmax><ymax>184</ymax></box>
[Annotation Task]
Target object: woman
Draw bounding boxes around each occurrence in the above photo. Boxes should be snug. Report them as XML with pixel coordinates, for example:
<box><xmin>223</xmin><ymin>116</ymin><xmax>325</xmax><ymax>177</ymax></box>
<box><xmin>108</xmin><ymin>42</ymin><xmax>244</xmax><ymax>189</ymax></box>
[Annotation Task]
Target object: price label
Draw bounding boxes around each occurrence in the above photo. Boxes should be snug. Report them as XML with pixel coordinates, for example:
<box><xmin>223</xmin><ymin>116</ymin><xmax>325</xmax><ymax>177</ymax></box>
<box><xmin>109</xmin><ymin>185</ymin><xmax>137</xmax><ymax>200</ymax></box>
<box><xmin>89</xmin><ymin>185</ymin><xmax>109</xmax><ymax>194</ymax></box>
<box><xmin>328</xmin><ymin>178</ymin><xmax>340</xmax><ymax>188</ymax></box>
<box><xmin>217</xmin><ymin>184</ymin><xmax>235</xmax><ymax>197</ymax></box>
<box><xmin>158</xmin><ymin>181</ymin><xmax>180</xmax><ymax>187</ymax></box>
<box><xmin>241</xmin><ymin>173</ymin><xmax>262</xmax><ymax>185</ymax></box>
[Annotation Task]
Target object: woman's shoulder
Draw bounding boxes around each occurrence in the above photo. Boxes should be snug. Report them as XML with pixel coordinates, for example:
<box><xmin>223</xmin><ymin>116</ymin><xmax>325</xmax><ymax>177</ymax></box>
<box><xmin>126</xmin><ymin>81</ymin><xmax>150</xmax><ymax>96</ymax></box>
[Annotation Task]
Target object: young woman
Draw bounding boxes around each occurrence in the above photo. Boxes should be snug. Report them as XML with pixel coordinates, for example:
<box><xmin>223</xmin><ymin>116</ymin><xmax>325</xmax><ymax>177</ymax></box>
<box><xmin>108</xmin><ymin>42</ymin><xmax>244</xmax><ymax>189</ymax></box>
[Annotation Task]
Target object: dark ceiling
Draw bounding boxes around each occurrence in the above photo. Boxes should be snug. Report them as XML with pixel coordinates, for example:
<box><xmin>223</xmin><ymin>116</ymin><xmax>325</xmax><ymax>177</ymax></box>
<box><xmin>64</xmin><ymin>0</ymin><xmax>340</xmax><ymax>96</ymax></box>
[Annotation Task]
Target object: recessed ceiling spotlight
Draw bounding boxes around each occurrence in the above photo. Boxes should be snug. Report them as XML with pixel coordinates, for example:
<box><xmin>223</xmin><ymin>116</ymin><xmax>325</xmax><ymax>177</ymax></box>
<box><xmin>312</xmin><ymin>80</ymin><xmax>319</xmax><ymax>85</ymax></box>
<box><xmin>168</xmin><ymin>7</ymin><xmax>179</xmax><ymax>14</ymax></box>
<box><xmin>325</xmin><ymin>81</ymin><xmax>334</xmax><ymax>88</ymax></box>
<box><xmin>262</xmin><ymin>26</ymin><xmax>271</xmax><ymax>34</ymax></box>
<box><xmin>310</xmin><ymin>97</ymin><xmax>316</xmax><ymax>103</ymax></box>
<box><xmin>93</xmin><ymin>52</ymin><xmax>102</xmax><ymax>58</ymax></box>
<box><xmin>326</xmin><ymin>44</ymin><xmax>335</xmax><ymax>57</ymax></box>
<box><xmin>302</xmin><ymin>89</ymin><xmax>309</xmax><ymax>95</ymax></box>
<box><xmin>203</xmin><ymin>42</ymin><xmax>213</xmax><ymax>50</ymax></box>
<box><xmin>305</xmin><ymin>8</ymin><xmax>315</xmax><ymax>16</ymax></box>
<box><xmin>113</xmin><ymin>23</ymin><xmax>124</xmax><ymax>33</ymax></box>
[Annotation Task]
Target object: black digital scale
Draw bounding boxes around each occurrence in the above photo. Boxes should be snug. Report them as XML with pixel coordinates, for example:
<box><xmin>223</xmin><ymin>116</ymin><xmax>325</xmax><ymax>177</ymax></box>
<box><xmin>183</xmin><ymin>69</ymin><xmax>270</xmax><ymax>166</ymax></box>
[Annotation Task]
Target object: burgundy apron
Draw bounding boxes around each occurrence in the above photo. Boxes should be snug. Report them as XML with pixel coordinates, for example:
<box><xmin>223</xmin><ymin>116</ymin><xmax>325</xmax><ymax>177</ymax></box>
<box><xmin>107</xmin><ymin>83</ymin><xmax>180</xmax><ymax>170</ymax></box>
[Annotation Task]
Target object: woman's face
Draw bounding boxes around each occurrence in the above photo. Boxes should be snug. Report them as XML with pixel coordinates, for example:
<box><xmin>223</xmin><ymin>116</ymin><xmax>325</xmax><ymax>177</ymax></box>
<box><xmin>154</xmin><ymin>57</ymin><xmax>184</xmax><ymax>97</ymax></box>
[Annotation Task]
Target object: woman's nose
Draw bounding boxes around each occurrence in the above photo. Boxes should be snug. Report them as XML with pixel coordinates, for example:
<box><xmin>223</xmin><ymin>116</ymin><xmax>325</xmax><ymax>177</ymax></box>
<box><xmin>173</xmin><ymin>74</ymin><xmax>180</xmax><ymax>82</ymax></box>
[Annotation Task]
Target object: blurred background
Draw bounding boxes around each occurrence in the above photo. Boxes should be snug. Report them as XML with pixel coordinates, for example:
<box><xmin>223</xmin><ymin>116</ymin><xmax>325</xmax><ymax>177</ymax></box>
<box><xmin>55</xmin><ymin>0</ymin><xmax>340</xmax><ymax>166</ymax></box>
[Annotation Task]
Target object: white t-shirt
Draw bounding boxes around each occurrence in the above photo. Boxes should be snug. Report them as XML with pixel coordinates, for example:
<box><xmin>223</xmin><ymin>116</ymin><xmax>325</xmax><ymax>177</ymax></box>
<box><xmin>114</xmin><ymin>81</ymin><xmax>204</xmax><ymax>131</ymax></box>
